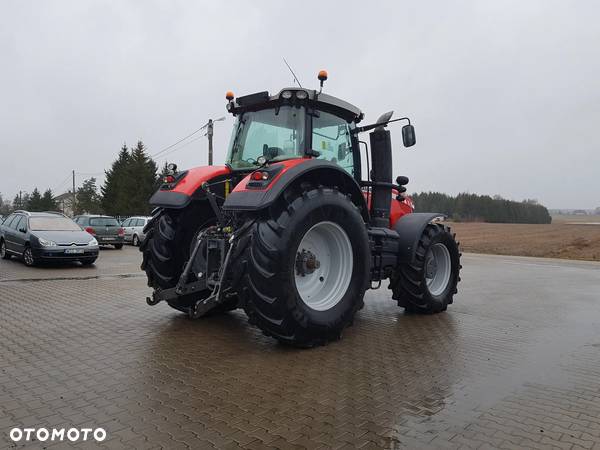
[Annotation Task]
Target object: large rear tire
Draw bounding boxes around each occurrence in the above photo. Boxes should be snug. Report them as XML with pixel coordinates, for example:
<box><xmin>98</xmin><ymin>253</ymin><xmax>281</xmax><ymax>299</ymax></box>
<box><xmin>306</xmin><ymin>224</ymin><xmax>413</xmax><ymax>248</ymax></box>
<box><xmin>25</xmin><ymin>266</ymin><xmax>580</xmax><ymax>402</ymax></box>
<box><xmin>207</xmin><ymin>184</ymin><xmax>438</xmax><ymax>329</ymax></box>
<box><xmin>141</xmin><ymin>202</ymin><xmax>239</xmax><ymax>314</ymax></box>
<box><xmin>391</xmin><ymin>223</ymin><xmax>461</xmax><ymax>313</ymax></box>
<box><xmin>237</xmin><ymin>187</ymin><xmax>370</xmax><ymax>347</ymax></box>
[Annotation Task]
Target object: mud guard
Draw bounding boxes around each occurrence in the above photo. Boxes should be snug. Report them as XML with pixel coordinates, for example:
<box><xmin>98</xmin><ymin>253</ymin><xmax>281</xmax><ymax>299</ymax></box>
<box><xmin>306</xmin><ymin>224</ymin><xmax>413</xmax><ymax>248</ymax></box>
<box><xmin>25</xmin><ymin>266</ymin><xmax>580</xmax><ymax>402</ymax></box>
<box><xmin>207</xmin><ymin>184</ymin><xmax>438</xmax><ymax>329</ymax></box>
<box><xmin>223</xmin><ymin>159</ymin><xmax>369</xmax><ymax>221</ymax></box>
<box><xmin>148</xmin><ymin>190</ymin><xmax>191</xmax><ymax>208</ymax></box>
<box><xmin>149</xmin><ymin>165</ymin><xmax>232</xmax><ymax>209</ymax></box>
<box><xmin>394</xmin><ymin>213</ymin><xmax>446</xmax><ymax>263</ymax></box>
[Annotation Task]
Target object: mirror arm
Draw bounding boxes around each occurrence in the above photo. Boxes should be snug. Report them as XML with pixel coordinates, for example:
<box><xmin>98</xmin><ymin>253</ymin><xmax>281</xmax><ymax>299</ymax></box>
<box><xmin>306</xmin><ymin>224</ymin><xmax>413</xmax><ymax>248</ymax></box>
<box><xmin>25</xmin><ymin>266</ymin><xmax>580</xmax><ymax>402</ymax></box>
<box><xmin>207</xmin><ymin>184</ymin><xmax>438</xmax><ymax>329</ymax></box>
<box><xmin>353</xmin><ymin>117</ymin><xmax>411</xmax><ymax>134</ymax></box>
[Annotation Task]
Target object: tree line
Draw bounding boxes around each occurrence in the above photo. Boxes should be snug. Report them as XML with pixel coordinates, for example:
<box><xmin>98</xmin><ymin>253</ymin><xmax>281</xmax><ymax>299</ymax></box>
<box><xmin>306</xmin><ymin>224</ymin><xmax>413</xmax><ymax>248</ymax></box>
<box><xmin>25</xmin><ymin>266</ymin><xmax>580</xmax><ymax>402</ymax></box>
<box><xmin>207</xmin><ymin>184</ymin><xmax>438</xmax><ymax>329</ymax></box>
<box><xmin>0</xmin><ymin>141</ymin><xmax>164</xmax><ymax>217</ymax></box>
<box><xmin>411</xmin><ymin>192</ymin><xmax>552</xmax><ymax>224</ymax></box>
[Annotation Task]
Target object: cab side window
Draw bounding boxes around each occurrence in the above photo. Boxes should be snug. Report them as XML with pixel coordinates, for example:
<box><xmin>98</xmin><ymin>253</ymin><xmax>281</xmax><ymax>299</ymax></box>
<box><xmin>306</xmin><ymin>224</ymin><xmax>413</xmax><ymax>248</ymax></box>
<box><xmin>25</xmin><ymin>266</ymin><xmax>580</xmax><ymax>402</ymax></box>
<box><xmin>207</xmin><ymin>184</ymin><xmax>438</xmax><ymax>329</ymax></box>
<box><xmin>312</xmin><ymin>111</ymin><xmax>354</xmax><ymax>176</ymax></box>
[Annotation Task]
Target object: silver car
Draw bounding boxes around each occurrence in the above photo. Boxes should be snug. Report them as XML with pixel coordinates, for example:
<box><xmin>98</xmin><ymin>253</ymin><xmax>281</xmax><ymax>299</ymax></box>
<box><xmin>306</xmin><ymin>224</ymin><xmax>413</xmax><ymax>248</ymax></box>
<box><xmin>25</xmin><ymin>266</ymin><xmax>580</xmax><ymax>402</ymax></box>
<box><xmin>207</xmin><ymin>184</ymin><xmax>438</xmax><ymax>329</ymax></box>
<box><xmin>121</xmin><ymin>216</ymin><xmax>151</xmax><ymax>246</ymax></box>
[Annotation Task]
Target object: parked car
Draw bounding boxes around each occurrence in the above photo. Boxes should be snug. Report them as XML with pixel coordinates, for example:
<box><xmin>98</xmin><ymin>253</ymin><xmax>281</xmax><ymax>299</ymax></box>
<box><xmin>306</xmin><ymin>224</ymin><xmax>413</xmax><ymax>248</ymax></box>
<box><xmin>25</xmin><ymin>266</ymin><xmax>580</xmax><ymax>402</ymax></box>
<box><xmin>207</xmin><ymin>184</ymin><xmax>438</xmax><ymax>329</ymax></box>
<box><xmin>0</xmin><ymin>211</ymin><xmax>99</xmax><ymax>266</ymax></box>
<box><xmin>73</xmin><ymin>215</ymin><xmax>124</xmax><ymax>249</ymax></box>
<box><xmin>121</xmin><ymin>216</ymin><xmax>151</xmax><ymax>246</ymax></box>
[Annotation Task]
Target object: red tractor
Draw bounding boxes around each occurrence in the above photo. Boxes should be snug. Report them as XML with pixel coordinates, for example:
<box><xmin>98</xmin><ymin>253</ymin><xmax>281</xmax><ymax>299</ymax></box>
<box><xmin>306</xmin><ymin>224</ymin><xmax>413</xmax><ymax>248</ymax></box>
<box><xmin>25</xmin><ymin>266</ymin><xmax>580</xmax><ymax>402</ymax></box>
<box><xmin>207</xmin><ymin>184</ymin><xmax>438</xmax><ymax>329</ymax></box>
<box><xmin>141</xmin><ymin>71</ymin><xmax>461</xmax><ymax>347</ymax></box>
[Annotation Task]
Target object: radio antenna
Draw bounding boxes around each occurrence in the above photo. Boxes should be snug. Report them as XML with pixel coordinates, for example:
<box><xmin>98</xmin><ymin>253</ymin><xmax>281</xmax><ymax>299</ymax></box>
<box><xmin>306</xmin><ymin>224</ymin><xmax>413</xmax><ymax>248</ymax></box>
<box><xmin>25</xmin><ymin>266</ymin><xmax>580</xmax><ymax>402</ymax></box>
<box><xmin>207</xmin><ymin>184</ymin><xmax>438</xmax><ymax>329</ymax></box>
<box><xmin>283</xmin><ymin>57</ymin><xmax>302</xmax><ymax>87</ymax></box>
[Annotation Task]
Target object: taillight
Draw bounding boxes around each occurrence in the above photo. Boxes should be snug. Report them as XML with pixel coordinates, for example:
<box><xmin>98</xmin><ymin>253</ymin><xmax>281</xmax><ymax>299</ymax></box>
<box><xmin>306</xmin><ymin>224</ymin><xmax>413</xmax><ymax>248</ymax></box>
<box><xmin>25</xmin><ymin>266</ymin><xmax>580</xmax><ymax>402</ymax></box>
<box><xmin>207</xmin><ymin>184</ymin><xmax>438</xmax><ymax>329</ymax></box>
<box><xmin>245</xmin><ymin>165</ymin><xmax>284</xmax><ymax>190</ymax></box>
<box><xmin>85</xmin><ymin>227</ymin><xmax>96</xmax><ymax>235</ymax></box>
<box><xmin>118</xmin><ymin>227</ymin><xmax>124</xmax><ymax>236</ymax></box>
<box><xmin>251</xmin><ymin>171</ymin><xmax>269</xmax><ymax>181</ymax></box>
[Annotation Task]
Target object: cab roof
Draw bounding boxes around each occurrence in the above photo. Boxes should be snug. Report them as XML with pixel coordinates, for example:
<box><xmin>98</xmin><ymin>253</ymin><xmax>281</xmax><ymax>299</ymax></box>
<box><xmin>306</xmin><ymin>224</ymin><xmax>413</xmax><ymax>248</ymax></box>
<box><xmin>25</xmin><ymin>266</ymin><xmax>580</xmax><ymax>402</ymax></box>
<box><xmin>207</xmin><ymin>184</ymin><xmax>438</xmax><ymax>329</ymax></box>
<box><xmin>229</xmin><ymin>88</ymin><xmax>364</xmax><ymax>124</ymax></box>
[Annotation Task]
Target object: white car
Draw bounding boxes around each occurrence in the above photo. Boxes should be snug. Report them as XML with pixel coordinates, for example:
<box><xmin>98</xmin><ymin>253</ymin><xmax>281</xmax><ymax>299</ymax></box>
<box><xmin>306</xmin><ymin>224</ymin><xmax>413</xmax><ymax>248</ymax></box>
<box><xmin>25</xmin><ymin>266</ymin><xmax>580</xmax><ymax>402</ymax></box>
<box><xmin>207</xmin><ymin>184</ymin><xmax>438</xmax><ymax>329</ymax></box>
<box><xmin>121</xmin><ymin>216</ymin><xmax>151</xmax><ymax>246</ymax></box>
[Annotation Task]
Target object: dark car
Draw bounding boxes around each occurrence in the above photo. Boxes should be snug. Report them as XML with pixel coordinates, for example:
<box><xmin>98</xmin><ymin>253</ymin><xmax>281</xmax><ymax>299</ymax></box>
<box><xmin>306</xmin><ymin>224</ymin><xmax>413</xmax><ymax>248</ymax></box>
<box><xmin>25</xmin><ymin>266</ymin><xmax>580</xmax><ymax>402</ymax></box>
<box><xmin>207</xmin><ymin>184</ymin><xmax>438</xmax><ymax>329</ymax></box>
<box><xmin>73</xmin><ymin>215</ymin><xmax>124</xmax><ymax>249</ymax></box>
<box><xmin>0</xmin><ymin>211</ymin><xmax>99</xmax><ymax>266</ymax></box>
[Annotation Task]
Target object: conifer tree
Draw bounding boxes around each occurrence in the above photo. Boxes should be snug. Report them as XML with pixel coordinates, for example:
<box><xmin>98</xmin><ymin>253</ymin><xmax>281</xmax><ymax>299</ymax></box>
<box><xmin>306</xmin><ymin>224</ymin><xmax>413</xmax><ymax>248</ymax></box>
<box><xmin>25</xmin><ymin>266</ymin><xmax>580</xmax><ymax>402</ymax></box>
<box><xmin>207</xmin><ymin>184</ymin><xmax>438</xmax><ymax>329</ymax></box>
<box><xmin>27</xmin><ymin>188</ymin><xmax>43</xmax><ymax>211</ymax></box>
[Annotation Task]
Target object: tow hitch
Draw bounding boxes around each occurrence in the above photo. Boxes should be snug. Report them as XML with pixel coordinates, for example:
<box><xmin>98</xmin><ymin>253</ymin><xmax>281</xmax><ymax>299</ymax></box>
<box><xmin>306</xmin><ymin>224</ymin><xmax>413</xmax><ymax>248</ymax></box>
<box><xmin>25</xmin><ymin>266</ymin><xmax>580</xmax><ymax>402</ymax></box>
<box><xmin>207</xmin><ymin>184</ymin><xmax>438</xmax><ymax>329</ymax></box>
<box><xmin>146</xmin><ymin>226</ymin><xmax>235</xmax><ymax>316</ymax></box>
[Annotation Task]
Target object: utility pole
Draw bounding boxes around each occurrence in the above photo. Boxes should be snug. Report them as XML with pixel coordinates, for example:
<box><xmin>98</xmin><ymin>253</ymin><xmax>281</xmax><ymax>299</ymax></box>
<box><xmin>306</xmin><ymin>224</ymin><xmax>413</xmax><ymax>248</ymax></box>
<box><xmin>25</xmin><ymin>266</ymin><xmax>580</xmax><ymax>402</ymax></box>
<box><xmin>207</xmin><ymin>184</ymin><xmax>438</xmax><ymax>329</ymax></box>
<box><xmin>207</xmin><ymin>119</ymin><xmax>214</xmax><ymax>166</ymax></box>
<box><xmin>72</xmin><ymin>170</ymin><xmax>76</xmax><ymax>214</ymax></box>
<box><xmin>19</xmin><ymin>190</ymin><xmax>22</xmax><ymax>209</ymax></box>
<box><xmin>203</xmin><ymin>116</ymin><xmax>224</xmax><ymax>166</ymax></box>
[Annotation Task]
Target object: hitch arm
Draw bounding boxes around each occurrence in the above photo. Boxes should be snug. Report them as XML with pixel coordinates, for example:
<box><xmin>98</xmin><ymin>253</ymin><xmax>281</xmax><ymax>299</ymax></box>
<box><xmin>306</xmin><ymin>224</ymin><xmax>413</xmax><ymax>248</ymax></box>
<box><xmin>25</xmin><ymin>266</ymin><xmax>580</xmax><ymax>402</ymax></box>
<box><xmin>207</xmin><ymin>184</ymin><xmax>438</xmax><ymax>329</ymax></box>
<box><xmin>175</xmin><ymin>228</ymin><xmax>210</xmax><ymax>295</ymax></box>
<box><xmin>202</xmin><ymin>182</ymin><xmax>226</xmax><ymax>227</ymax></box>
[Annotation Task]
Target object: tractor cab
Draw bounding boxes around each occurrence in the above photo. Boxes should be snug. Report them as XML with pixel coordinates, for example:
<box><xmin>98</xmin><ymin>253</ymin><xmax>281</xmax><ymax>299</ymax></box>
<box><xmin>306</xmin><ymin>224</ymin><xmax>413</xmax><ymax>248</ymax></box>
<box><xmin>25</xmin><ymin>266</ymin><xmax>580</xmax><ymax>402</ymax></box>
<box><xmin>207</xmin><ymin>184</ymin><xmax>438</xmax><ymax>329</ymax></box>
<box><xmin>224</xmin><ymin>87</ymin><xmax>364</xmax><ymax>180</ymax></box>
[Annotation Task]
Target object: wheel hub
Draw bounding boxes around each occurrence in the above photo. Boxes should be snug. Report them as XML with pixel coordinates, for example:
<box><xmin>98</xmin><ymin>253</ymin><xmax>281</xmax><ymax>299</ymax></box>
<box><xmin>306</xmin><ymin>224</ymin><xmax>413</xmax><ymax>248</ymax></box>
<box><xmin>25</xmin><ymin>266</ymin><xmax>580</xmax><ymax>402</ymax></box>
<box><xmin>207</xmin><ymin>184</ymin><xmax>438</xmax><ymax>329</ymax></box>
<box><xmin>293</xmin><ymin>221</ymin><xmax>353</xmax><ymax>312</ymax></box>
<box><xmin>425</xmin><ymin>258</ymin><xmax>438</xmax><ymax>278</ymax></box>
<box><xmin>295</xmin><ymin>249</ymin><xmax>321</xmax><ymax>277</ymax></box>
<box><xmin>425</xmin><ymin>243</ymin><xmax>452</xmax><ymax>297</ymax></box>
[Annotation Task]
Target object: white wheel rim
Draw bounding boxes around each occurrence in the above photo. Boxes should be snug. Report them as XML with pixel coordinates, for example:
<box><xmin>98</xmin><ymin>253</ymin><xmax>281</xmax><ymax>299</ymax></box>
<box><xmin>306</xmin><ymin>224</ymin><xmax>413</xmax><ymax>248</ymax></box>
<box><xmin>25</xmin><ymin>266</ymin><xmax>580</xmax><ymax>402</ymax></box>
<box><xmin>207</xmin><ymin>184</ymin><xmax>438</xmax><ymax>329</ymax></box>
<box><xmin>425</xmin><ymin>243</ymin><xmax>452</xmax><ymax>297</ymax></box>
<box><xmin>294</xmin><ymin>221</ymin><xmax>353</xmax><ymax>311</ymax></box>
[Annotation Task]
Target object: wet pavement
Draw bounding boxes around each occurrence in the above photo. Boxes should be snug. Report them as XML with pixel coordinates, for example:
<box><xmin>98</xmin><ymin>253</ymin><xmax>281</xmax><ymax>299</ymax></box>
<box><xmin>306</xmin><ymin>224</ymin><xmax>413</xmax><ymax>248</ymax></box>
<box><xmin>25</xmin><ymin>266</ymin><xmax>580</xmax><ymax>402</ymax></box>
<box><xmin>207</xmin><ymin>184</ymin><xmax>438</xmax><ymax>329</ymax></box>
<box><xmin>1</xmin><ymin>247</ymin><xmax>600</xmax><ymax>449</ymax></box>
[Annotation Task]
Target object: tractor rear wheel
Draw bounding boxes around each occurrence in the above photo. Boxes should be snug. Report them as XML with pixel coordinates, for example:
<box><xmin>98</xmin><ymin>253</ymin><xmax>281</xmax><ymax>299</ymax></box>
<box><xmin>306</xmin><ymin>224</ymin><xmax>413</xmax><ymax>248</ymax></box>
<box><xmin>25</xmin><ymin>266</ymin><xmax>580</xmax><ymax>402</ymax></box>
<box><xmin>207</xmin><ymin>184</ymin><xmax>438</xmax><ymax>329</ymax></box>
<box><xmin>238</xmin><ymin>187</ymin><xmax>370</xmax><ymax>347</ymax></box>
<box><xmin>141</xmin><ymin>203</ymin><xmax>239</xmax><ymax>314</ymax></box>
<box><xmin>391</xmin><ymin>223</ymin><xmax>461</xmax><ymax>313</ymax></box>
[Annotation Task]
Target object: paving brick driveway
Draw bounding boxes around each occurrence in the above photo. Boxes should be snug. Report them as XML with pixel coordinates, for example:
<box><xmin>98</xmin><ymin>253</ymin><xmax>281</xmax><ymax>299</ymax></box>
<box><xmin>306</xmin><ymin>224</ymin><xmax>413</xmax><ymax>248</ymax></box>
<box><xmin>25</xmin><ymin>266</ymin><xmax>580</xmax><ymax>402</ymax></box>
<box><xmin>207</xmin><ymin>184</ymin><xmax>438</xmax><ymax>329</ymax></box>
<box><xmin>1</xmin><ymin>247</ymin><xmax>600</xmax><ymax>449</ymax></box>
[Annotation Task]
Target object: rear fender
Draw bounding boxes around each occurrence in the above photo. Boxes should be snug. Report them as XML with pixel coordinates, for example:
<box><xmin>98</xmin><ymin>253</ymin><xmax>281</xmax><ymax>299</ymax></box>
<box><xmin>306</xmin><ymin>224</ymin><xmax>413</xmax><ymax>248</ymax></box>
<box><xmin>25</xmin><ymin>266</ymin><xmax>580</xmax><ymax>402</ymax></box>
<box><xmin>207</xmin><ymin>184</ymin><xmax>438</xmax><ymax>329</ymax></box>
<box><xmin>149</xmin><ymin>165</ymin><xmax>231</xmax><ymax>209</ymax></box>
<box><xmin>394</xmin><ymin>213</ymin><xmax>446</xmax><ymax>263</ymax></box>
<box><xmin>223</xmin><ymin>159</ymin><xmax>369</xmax><ymax>222</ymax></box>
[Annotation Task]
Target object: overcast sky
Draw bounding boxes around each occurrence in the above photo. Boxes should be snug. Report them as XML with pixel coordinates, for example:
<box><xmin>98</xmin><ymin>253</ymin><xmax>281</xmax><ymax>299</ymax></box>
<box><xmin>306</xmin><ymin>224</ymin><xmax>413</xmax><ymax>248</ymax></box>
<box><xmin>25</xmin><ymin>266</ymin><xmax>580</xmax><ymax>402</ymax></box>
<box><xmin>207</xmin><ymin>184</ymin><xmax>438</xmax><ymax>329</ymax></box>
<box><xmin>1</xmin><ymin>0</ymin><xmax>598</xmax><ymax>209</ymax></box>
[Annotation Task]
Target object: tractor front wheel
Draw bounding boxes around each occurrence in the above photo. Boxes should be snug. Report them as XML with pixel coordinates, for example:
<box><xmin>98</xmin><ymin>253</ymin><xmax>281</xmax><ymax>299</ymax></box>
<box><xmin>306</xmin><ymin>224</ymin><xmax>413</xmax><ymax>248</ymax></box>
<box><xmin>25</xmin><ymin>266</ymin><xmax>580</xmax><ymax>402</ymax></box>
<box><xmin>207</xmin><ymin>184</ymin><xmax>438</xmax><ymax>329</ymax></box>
<box><xmin>238</xmin><ymin>187</ymin><xmax>370</xmax><ymax>347</ymax></box>
<box><xmin>391</xmin><ymin>223</ymin><xmax>461</xmax><ymax>313</ymax></box>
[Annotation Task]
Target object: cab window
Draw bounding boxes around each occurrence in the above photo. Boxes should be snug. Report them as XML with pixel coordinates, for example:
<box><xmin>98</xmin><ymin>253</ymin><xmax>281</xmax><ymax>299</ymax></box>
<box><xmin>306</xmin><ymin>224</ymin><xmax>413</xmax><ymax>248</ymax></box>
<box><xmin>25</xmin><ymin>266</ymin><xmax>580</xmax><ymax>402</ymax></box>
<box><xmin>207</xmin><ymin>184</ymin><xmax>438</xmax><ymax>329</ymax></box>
<box><xmin>122</xmin><ymin>218</ymin><xmax>131</xmax><ymax>227</ymax></box>
<box><xmin>312</xmin><ymin>111</ymin><xmax>354</xmax><ymax>176</ymax></box>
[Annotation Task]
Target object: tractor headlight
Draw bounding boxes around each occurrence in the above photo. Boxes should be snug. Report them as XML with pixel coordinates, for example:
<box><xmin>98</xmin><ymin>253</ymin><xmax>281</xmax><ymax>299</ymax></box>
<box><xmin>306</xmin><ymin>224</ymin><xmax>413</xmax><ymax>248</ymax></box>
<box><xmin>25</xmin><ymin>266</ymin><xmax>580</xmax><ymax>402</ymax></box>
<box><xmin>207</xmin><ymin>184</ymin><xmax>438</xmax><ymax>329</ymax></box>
<box><xmin>38</xmin><ymin>237</ymin><xmax>57</xmax><ymax>247</ymax></box>
<box><xmin>295</xmin><ymin>90</ymin><xmax>308</xmax><ymax>100</ymax></box>
<box><xmin>281</xmin><ymin>90</ymin><xmax>293</xmax><ymax>100</ymax></box>
<box><xmin>88</xmin><ymin>237</ymin><xmax>98</xmax><ymax>246</ymax></box>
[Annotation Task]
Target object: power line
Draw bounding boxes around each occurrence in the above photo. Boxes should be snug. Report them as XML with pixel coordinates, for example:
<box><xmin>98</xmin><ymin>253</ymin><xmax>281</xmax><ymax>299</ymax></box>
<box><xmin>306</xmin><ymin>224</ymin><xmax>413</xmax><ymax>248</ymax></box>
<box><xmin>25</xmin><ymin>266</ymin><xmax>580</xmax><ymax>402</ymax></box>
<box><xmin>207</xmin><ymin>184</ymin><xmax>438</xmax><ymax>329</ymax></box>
<box><xmin>150</xmin><ymin>123</ymin><xmax>210</xmax><ymax>159</ymax></box>
<box><xmin>152</xmin><ymin>116</ymin><xmax>226</xmax><ymax>163</ymax></box>
<box><xmin>51</xmin><ymin>173</ymin><xmax>72</xmax><ymax>193</ymax></box>
<box><xmin>76</xmin><ymin>172</ymin><xmax>105</xmax><ymax>176</ymax></box>
<box><xmin>156</xmin><ymin>134</ymin><xmax>205</xmax><ymax>161</ymax></box>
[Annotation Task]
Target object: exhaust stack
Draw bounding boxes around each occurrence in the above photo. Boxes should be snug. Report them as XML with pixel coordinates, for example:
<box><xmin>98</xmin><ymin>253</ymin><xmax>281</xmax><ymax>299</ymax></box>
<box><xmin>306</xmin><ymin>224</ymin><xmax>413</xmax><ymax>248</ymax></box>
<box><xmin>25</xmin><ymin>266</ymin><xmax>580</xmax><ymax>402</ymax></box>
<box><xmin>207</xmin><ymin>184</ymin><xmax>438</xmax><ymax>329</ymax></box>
<box><xmin>369</xmin><ymin>128</ymin><xmax>393</xmax><ymax>227</ymax></box>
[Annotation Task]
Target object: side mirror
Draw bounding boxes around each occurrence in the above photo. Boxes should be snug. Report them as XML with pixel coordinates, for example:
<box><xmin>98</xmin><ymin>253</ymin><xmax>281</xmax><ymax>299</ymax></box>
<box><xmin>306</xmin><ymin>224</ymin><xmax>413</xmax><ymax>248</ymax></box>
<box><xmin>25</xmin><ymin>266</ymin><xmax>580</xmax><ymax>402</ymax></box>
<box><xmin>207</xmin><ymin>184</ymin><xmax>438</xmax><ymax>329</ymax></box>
<box><xmin>19</xmin><ymin>227</ymin><xmax>27</xmax><ymax>233</ymax></box>
<box><xmin>402</xmin><ymin>124</ymin><xmax>416</xmax><ymax>147</ymax></box>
